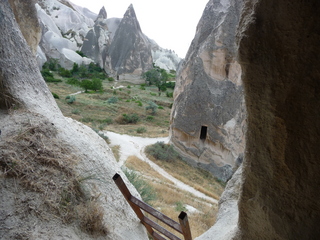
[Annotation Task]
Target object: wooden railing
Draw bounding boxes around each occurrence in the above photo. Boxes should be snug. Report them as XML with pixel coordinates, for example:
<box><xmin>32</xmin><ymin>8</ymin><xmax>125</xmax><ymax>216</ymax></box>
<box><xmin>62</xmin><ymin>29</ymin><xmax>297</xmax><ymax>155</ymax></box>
<box><xmin>113</xmin><ymin>173</ymin><xmax>192</xmax><ymax>240</ymax></box>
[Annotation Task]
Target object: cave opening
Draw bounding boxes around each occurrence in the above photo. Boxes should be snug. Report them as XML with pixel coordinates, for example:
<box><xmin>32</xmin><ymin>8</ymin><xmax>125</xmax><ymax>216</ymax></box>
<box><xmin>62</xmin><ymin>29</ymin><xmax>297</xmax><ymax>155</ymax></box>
<box><xmin>200</xmin><ymin>126</ymin><xmax>207</xmax><ymax>141</ymax></box>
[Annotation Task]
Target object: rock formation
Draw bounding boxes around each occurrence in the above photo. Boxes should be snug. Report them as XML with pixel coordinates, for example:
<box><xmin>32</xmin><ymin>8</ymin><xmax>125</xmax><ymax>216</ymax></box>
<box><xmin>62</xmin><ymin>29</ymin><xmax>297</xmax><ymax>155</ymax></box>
<box><xmin>81</xmin><ymin>6</ymin><xmax>110</xmax><ymax>67</ymax></box>
<box><xmin>104</xmin><ymin>4</ymin><xmax>153</xmax><ymax>80</ymax></box>
<box><xmin>36</xmin><ymin>0</ymin><xmax>95</xmax><ymax>69</ymax></box>
<box><xmin>149</xmin><ymin>37</ymin><xmax>181</xmax><ymax>71</ymax></box>
<box><xmin>8</xmin><ymin>0</ymin><xmax>41</xmax><ymax>55</ymax></box>
<box><xmin>0</xmin><ymin>1</ymin><xmax>148</xmax><ymax>239</ymax></box>
<box><xmin>170</xmin><ymin>0</ymin><xmax>245</xmax><ymax>181</ymax></box>
<box><xmin>196</xmin><ymin>0</ymin><xmax>320</xmax><ymax>239</ymax></box>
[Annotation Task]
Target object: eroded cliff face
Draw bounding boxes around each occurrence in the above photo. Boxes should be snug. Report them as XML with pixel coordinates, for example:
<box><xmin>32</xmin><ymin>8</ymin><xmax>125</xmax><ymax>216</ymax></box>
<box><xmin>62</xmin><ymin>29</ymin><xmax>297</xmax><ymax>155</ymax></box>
<box><xmin>81</xmin><ymin>7</ymin><xmax>110</xmax><ymax>67</ymax></box>
<box><xmin>8</xmin><ymin>0</ymin><xmax>41</xmax><ymax>55</ymax></box>
<box><xmin>0</xmin><ymin>1</ymin><xmax>148</xmax><ymax>239</ymax></box>
<box><xmin>170</xmin><ymin>0</ymin><xmax>245</xmax><ymax>181</ymax></box>
<box><xmin>104</xmin><ymin>4</ymin><xmax>153</xmax><ymax>79</ymax></box>
<box><xmin>36</xmin><ymin>0</ymin><xmax>94</xmax><ymax>69</ymax></box>
<box><xmin>235</xmin><ymin>0</ymin><xmax>320</xmax><ymax>239</ymax></box>
<box><xmin>197</xmin><ymin>0</ymin><xmax>320</xmax><ymax>239</ymax></box>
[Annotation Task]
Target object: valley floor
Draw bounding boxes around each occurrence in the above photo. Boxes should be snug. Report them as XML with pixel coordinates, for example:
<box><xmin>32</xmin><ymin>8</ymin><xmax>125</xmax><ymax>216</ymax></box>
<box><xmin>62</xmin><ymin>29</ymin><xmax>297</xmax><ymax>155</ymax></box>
<box><xmin>105</xmin><ymin>131</ymin><xmax>221</xmax><ymax>238</ymax></box>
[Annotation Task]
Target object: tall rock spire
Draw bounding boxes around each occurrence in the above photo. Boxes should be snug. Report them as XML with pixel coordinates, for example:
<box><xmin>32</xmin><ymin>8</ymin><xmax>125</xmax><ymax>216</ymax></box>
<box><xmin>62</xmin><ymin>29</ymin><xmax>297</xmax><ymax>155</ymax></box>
<box><xmin>104</xmin><ymin>4</ymin><xmax>153</xmax><ymax>79</ymax></box>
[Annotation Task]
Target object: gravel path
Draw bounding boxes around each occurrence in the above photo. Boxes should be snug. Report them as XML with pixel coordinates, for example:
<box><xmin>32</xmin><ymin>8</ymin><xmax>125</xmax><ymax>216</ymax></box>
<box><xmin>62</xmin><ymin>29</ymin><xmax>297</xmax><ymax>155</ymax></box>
<box><xmin>104</xmin><ymin>131</ymin><xmax>218</xmax><ymax>204</ymax></box>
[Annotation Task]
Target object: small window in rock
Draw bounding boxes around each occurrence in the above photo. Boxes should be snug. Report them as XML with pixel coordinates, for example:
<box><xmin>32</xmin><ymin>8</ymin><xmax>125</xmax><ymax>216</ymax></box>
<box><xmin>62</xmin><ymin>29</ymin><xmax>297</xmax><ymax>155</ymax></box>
<box><xmin>200</xmin><ymin>126</ymin><xmax>207</xmax><ymax>140</ymax></box>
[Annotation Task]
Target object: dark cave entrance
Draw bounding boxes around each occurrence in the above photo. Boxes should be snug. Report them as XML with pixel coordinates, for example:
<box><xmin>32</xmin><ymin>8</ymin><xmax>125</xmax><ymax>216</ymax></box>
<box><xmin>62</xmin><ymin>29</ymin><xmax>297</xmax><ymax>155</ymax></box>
<box><xmin>200</xmin><ymin>126</ymin><xmax>207</xmax><ymax>141</ymax></box>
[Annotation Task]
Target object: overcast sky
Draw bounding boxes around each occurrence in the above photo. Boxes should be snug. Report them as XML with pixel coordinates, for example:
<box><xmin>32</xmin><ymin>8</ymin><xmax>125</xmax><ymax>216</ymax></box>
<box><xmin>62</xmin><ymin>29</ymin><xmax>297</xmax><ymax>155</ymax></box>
<box><xmin>70</xmin><ymin>0</ymin><xmax>209</xmax><ymax>58</ymax></box>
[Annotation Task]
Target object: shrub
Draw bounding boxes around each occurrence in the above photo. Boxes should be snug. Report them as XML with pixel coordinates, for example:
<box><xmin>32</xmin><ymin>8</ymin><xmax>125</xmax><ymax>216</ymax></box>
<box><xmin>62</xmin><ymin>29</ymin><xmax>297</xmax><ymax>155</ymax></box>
<box><xmin>76</xmin><ymin>50</ymin><xmax>86</xmax><ymax>57</ymax></box>
<box><xmin>71</xmin><ymin>62</ymin><xmax>79</xmax><ymax>74</ymax></box>
<box><xmin>81</xmin><ymin>117</ymin><xmax>94</xmax><ymax>123</ymax></box>
<box><xmin>123</xmin><ymin>113</ymin><xmax>140</xmax><ymax>124</ymax></box>
<box><xmin>127</xmin><ymin>85</ymin><xmax>131</xmax><ymax>89</ymax></box>
<box><xmin>166</xmin><ymin>91</ymin><xmax>173</xmax><ymax>98</ymax></box>
<box><xmin>44</xmin><ymin>76</ymin><xmax>62</xmax><ymax>82</ymax></box>
<box><xmin>59</xmin><ymin>68</ymin><xmax>72</xmax><ymax>77</ymax></box>
<box><xmin>175</xmin><ymin>201</ymin><xmax>187</xmax><ymax>212</ymax></box>
<box><xmin>150</xmin><ymin>92</ymin><xmax>157</xmax><ymax>96</ymax></box>
<box><xmin>145</xmin><ymin>142</ymin><xmax>181</xmax><ymax>162</ymax></box>
<box><xmin>42</xmin><ymin>58</ymin><xmax>59</xmax><ymax>71</ymax></box>
<box><xmin>136</xmin><ymin>127</ymin><xmax>147</xmax><ymax>133</ymax></box>
<box><xmin>146</xmin><ymin>101</ymin><xmax>158</xmax><ymax>115</ymax></box>
<box><xmin>52</xmin><ymin>92</ymin><xmax>60</xmax><ymax>99</ymax></box>
<box><xmin>165</xmin><ymin>81</ymin><xmax>176</xmax><ymax>89</ymax></box>
<box><xmin>100</xmin><ymin>118</ymin><xmax>113</xmax><ymax>124</ymax></box>
<box><xmin>146</xmin><ymin>115</ymin><xmax>154</xmax><ymax>121</ymax></box>
<box><xmin>158</xmin><ymin>106</ymin><xmax>164</xmax><ymax>110</ymax></box>
<box><xmin>123</xmin><ymin>169</ymin><xmax>156</xmax><ymax>203</ymax></box>
<box><xmin>108</xmin><ymin>77</ymin><xmax>114</xmax><ymax>82</ymax></box>
<box><xmin>66</xmin><ymin>77</ymin><xmax>80</xmax><ymax>86</ymax></box>
<box><xmin>116</xmin><ymin>113</ymin><xmax>140</xmax><ymax>124</ymax></box>
<box><xmin>136</xmin><ymin>100</ymin><xmax>143</xmax><ymax>107</ymax></box>
<box><xmin>41</xmin><ymin>69</ymin><xmax>61</xmax><ymax>82</ymax></box>
<box><xmin>107</xmin><ymin>96</ymin><xmax>118</xmax><ymax>104</ymax></box>
<box><xmin>72</xmin><ymin>109</ymin><xmax>80</xmax><ymax>114</ymax></box>
<box><xmin>65</xmin><ymin>95</ymin><xmax>76</xmax><ymax>104</ymax></box>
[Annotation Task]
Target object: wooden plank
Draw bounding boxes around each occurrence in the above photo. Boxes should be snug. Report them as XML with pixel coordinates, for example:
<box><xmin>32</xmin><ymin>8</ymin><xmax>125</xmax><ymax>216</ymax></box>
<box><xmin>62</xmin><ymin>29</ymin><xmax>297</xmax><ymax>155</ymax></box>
<box><xmin>178</xmin><ymin>212</ymin><xmax>192</xmax><ymax>240</ymax></box>
<box><xmin>153</xmin><ymin>231</ymin><xmax>169</xmax><ymax>240</ymax></box>
<box><xmin>130</xmin><ymin>195</ymin><xmax>183</xmax><ymax>233</ymax></box>
<box><xmin>113</xmin><ymin>173</ymin><xmax>155</xmax><ymax>237</ymax></box>
<box><xmin>143</xmin><ymin>216</ymin><xmax>182</xmax><ymax>240</ymax></box>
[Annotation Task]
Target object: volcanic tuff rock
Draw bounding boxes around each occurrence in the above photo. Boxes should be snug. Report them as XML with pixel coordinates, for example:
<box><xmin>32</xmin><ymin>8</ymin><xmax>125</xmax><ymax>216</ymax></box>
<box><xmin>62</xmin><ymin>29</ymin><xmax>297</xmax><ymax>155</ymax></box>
<box><xmin>0</xmin><ymin>1</ymin><xmax>148</xmax><ymax>239</ymax></box>
<box><xmin>36</xmin><ymin>0</ymin><xmax>95</xmax><ymax>69</ymax></box>
<box><xmin>104</xmin><ymin>4</ymin><xmax>153</xmax><ymax>79</ymax></box>
<box><xmin>149</xmin><ymin>38</ymin><xmax>181</xmax><ymax>71</ymax></box>
<box><xmin>81</xmin><ymin>6</ymin><xmax>110</xmax><ymax>67</ymax></box>
<box><xmin>8</xmin><ymin>0</ymin><xmax>41</xmax><ymax>55</ymax></box>
<box><xmin>170</xmin><ymin>0</ymin><xmax>245</xmax><ymax>181</ymax></box>
<box><xmin>196</xmin><ymin>0</ymin><xmax>320</xmax><ymax>239</ymax></box>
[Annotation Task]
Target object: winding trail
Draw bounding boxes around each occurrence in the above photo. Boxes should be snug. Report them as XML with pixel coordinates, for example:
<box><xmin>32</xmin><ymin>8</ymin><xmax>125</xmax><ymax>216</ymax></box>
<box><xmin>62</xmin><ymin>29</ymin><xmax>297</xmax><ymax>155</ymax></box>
<box><xmin>104</xmin><ymin>131</ymin><xmax>218</xmax><ymax>204</ymax></box>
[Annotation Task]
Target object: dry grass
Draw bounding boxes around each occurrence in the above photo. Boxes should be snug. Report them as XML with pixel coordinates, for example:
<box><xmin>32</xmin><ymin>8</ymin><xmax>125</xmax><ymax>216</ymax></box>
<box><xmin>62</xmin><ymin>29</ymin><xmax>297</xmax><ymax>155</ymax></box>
<box><xmin>125</xmin><ymin>155</ymin><xmax>221</xmax><ymax>238</ymax></box>
<box><xmin>146</xmin><ymin>153</ymin><xmax>225</xmax><ymax>200</ymax></box>
<box><xmin>125</xmin><ymin>156</ymin><xmax>172</xmax><ymax>184</ymax></box>
<box><xmin>110</xmin><ymin>145</ymin><xmax>120</xmax><ymax>162</ymax></box>
<box><xmin>147</xmin><ymin>182</ymin><xmax>218</xmax><ymax>238</ymax></box>
<box><xmin>0</xmin><ymin>119</ymin><xmax>107</xmax><ymax>236</ymax></box>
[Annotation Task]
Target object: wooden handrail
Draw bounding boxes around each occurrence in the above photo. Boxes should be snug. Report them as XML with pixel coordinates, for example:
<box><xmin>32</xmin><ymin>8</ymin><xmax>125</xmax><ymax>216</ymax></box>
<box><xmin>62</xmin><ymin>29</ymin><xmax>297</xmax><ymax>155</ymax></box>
<box><xmin>113</xmin><ymin>173</ymin><xmax>192</xmax><ymax>240</ymax></box>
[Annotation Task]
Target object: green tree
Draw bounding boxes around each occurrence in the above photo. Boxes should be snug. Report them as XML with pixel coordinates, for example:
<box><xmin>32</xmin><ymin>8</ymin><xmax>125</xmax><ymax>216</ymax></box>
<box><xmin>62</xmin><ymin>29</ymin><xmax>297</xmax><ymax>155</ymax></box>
<box><xmin>80</xmin><ymin>79</ymin><xmax>92</xmax><ymax>92</ymax></box>
<box><xmin>71</xmin><ymin>62</ymin><xmax>79</xmax><ymax>74</ymax></box>
<box><xmin>142</xmin><ymin>65</ymin><xmax>169</xmax><ymax>95</ymax></box>
<box><xmin>91</xmin><ymin>78</ymin><xmax>103</xmax><ymax>91</ymax></box>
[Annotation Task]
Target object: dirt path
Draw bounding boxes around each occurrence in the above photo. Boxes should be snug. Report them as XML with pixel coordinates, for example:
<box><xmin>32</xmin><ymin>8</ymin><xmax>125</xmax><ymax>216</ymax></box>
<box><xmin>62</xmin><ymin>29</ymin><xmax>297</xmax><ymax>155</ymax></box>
<box><xmin>104</xmin><ymin>131</ymin><xmax>218</xmax><ymax>204</ymax></box>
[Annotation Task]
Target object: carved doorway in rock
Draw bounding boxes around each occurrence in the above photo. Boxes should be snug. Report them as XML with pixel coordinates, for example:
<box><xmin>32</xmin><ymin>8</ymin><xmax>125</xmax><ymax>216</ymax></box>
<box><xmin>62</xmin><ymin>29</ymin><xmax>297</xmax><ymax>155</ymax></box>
<box><xmin>200</xmin><ymin>125</ymin><xmax>207</xmax><ymax>141</ymax></box>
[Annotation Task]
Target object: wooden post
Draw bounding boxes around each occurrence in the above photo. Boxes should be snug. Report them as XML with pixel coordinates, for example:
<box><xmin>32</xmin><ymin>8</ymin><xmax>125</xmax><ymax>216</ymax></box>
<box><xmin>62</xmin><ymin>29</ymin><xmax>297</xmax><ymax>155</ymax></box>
<box><xmin>113</xmin><ymin>173</ymin><xmax>155</xmax><ymax>237</ymax></box>
<box><xmin>113</xmin><ymin>173</ymin><xmax>193</xmax><ymax>240</ymax></box>
<box><xmin>178</xmin><ymin>211</ymin><xmax>192</xmax><ymax>240</ymax></box>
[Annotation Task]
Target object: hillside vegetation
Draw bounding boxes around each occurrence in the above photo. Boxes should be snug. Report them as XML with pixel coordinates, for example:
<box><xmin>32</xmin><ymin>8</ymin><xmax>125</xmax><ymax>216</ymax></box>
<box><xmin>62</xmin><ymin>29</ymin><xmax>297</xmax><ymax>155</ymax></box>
<box><xmin>44</xmin><ymin>60</ymin><xmax>174</xmax><ymax>137</ymax></box>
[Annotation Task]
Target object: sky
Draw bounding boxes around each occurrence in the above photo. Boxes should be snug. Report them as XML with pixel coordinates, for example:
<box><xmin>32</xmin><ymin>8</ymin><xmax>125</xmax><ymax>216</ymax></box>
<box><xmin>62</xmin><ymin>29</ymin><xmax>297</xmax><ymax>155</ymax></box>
<box><xmin>70</xmin><ymin>0</ymin><xmax>209</xmax><ymax>58</ymax></box>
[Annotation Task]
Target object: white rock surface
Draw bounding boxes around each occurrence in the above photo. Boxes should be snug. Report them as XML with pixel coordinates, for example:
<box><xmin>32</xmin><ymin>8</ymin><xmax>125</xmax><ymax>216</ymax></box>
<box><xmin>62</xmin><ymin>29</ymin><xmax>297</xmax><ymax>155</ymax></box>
<box><xmin>36</xmin><ymin>0</ymin><xmax>95</xmax><ymax>69</ymax></box>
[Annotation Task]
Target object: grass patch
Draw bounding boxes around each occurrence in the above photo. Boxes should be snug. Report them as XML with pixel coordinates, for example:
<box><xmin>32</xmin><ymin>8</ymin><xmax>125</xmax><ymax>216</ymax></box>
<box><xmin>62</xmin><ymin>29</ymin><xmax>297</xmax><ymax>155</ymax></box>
<box><xmin>110</xmin><ymin>145</ymin><xmax>120</xmax><ymax>162</ymax></box>
<box><xmin>123</xmin><ymin>168</ymin><xmax>156</xmax><ymax>204</ymax></box>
